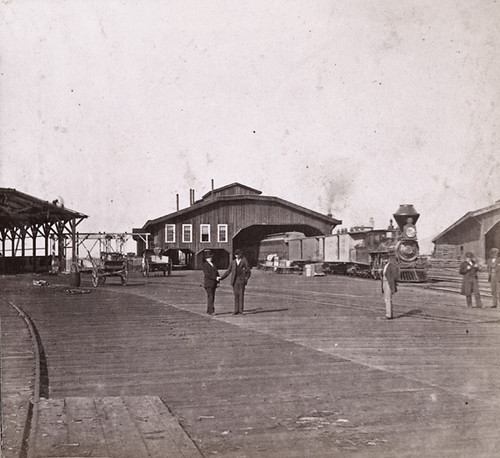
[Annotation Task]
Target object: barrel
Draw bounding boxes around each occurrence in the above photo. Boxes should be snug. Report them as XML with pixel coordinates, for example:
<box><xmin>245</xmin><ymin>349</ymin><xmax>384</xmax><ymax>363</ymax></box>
<box><xmin>69</xmin><ymin>263</ymin><xmax>81</xmax><ymax>287</ymax></box>
<box><xmin>69</xmin><ymin>271</ymin><xmax>81</xmax><ymax>287</ymax></box>
<box><xmin>304</xmin><ymin>264</ymin><xmax>313</xmax><ymax>277</ymax></box>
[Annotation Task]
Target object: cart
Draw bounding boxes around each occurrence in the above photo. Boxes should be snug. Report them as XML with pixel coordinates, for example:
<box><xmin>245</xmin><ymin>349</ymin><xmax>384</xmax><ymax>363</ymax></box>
<box><xmin>141</xmin><ymin>249</ymin><xmax>172</xmax><ymax>277</ymax></box>
<box><xmin>90</xmin><ymin>252</ymin><xmax>128</xmax><ymax>287</ymax></box>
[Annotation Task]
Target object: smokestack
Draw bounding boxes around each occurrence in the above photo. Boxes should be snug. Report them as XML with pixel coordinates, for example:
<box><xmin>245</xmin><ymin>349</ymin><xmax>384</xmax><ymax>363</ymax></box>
<box><xmin>189</xmin><ymin>189</ymin><xmax>193</xmax><ymax>205</ymax></box>
<box><xmin>192</xmin><ymin>188</ymin><xmax>195</xmax><ymax>204</ymax></box>
<box><xmin>211</xmin><ymin>179</ymin><xmax>215</xmax><ymax>199</ymax></box>
<box><xmin>176</xmin><ymin>194</ymin><xmax>179</xmax><ymax>211</ymax></box>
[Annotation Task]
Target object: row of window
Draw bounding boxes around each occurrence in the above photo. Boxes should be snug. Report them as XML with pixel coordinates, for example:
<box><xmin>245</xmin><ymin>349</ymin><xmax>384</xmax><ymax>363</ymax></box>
<box><xmin>165</xmin><ymin>224</ymin><xmax>228</xmax><ymax>243</ymax></box>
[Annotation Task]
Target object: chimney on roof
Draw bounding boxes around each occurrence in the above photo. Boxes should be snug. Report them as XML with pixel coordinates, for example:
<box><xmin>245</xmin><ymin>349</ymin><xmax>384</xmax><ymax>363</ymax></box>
<box><xmin>176</xmin><ymin>194</ymin><xmax>179</xmax><ymax>211</ymax></box>
<box><xmin>211</xmin><ymin>179</ymin><xmax>215</xmax><ymax>199</ymax></box>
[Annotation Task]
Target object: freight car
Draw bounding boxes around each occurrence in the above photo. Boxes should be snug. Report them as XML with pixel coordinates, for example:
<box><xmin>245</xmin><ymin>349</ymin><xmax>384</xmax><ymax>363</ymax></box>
<box><xmin>257</xmin><ymin>231</ymin><xmax>305</xmax><ymax>265</ymax></box>
<box><xmin>258</xmin><ymin>205</ymin><xmax>427</xmax><ymax>282</ymax></box>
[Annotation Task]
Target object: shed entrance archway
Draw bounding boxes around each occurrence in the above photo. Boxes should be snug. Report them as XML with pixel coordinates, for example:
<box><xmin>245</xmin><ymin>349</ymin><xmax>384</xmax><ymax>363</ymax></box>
<box><xmin>232</xmin><ymin>224</ymin><xmax>327</xmax><ymax>266</ymax></box>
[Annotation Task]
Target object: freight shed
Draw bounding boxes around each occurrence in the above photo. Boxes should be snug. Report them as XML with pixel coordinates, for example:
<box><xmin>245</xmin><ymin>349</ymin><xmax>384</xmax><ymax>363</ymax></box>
<box><xmin>432</xmin><ymin>200</ymin><xmax>500</xmax><ymax>261</ymax></box>
<box><xmin>0</xmin><ymin>188</ymin><xmax>87</xmax><ymax>274</ymax></box>
<box><xmin>134</xmin><ymin>182</ymin><xmax>341</xmax><ymax>269</ymax></box>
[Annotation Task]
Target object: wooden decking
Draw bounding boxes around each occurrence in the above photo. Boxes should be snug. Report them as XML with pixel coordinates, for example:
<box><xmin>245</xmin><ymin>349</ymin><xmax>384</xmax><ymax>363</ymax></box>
<box><xmin>32</xmin><ymin>396</ymin><xmax>202</xmax><ymax>458</ymax></box>
<box><xmin>1</xmin><ymin>270</ymin><xmax>500</xmax><ymax>457</ymax></box>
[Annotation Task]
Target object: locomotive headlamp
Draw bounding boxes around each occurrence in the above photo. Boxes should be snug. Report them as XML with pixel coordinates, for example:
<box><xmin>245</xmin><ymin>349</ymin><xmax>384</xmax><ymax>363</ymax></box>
<box><xmin>403</xmin><ymin>225</ymin><xmax>417</xmax><ymax>238</ymax></box>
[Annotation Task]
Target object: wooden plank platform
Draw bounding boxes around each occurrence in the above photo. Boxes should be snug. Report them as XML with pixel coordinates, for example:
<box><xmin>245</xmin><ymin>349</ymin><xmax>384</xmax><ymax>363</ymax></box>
<box><xmin>31</xmin><ymin>396</ymin><xmax>202</xmax><ymax>458</ymax></box>
<box><xmin>0</xmin><ymin>298</ymin><xmax>36</xmax><ymax>458</ymax></box>
<box><xmin>2</xmin><ymin>270</ymin><xmax>500</xmax><ymax>457</ymax></box>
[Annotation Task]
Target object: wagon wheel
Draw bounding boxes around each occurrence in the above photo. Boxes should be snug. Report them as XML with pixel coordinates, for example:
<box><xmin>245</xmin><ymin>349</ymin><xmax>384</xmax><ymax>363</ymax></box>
<box><xmin>121</xmin><ymin>270</ymin><xmax>128</xmax><ymax>286</ymax></box>
<box><xmin>91</xmin><ymin>269</ymin><xmax>99</xmax><ymax>288</ymax></box>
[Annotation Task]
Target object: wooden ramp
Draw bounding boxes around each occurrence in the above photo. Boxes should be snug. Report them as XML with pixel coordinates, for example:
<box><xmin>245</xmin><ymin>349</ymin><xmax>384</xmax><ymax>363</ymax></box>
<box><xmin>30</xmin><ymin>396</ymin><xmax>202</xmax><ymax>458</ymax></box>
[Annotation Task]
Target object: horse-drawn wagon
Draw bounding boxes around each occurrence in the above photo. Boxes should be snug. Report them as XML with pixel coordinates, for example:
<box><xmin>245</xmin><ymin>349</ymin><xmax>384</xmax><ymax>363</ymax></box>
<box><xmin>90</xmin><ymin>252</ymin><xmax>128</xmax><ymax>287</ymax></box>
<box><xmin>141</xmin><ymin>249</ymin><xmax>172</xmax><ymax>277</ymax></box>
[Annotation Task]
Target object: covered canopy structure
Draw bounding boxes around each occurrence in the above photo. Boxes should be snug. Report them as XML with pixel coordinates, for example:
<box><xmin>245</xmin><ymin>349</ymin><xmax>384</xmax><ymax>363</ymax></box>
<box><xmin>0</xmin><ymin>188</ymin><xmax>87</xmax><ymax>274</ymax></box>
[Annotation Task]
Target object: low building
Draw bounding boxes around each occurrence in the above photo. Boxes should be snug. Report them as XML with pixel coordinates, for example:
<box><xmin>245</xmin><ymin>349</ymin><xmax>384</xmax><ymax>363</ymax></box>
<box><xmin>432</xmin><ymin>200</ymin><xmax>500</xmax><ymax>261</ymax></box>
<box><xmin>134</xmin><ymin>182</ymin><xmax>341</xmax><ymax>269</ymax></box>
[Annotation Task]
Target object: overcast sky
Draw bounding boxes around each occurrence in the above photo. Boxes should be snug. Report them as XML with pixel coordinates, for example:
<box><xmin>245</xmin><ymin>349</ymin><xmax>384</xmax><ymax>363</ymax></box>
<box><xmin>1</xmin><ymin>1</ymin><xmax>499</xmax><ymax>253</ymax></box>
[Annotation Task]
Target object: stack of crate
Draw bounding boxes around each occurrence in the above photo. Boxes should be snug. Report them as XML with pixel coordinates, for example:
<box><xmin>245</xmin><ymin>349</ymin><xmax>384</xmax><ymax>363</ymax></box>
<box><xmin>429</xmin><ymin>244</ymin><xmax>461</xmax><ymax>278</ymax></box>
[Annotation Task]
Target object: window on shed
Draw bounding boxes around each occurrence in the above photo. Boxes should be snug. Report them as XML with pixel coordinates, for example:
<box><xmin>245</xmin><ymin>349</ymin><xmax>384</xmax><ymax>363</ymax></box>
<box><xmin>182</xmin><ymin>224</ymin><xmax>192</xmax><ymax>243</ymax></box>
<box><xmin>165</xmin><ymin>224</ymin><xmax>176</xmax><ymax>243</ymax></box>
<box><xmin>218</xmin><ymin>224</ymin><xmax>228</xmax><ymax>243</ymax></box>
<box><xmin>200</xmin><ymin>224</ymin><xmax>210</xmax><ymax>243</ymax></box>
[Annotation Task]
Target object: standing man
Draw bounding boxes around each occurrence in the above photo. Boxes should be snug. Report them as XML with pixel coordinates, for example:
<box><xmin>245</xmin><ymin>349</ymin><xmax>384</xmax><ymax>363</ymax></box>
<box><xmin>459</xmin><ymin>252</ymin><xmax>483</xmax><ymax>308</ymax></box>
<box><xmin>381</xmin><ymin>254</ymin><xmax>399</xmax><ymax>320</ymax></box>
<box><xmin>202</xmin><ymin>250</ymin><xmax>219</xmax><ymax>316</ymax></box>
<box><xmin>487</xmin><ymin>247</ymin><xmax>500</xmax><ymax>308</ymax></box>
<box><xmin>220</xmin><ymin>249</ymin><xmax>251</xmax><ymax>315</ymax></box>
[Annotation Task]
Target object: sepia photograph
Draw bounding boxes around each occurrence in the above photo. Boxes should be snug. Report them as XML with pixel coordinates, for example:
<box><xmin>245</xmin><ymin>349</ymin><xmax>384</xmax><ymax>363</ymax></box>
<box><xmin>1</xmin><ymin>1</ymin><xmax>499</xmax><ymax>457</ymax></box>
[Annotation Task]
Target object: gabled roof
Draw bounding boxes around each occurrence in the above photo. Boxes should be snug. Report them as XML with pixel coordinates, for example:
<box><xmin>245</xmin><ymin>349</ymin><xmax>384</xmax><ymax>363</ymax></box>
<box><xmin>0</xmin><ymin>188</ymin><xmax>87</xmax><ymax>230</ymax></box>
<box><xmin>432</xmin><ymin>200</ymin><xmax>500</xmax><ymax>243</ymax></box>
<box><xmin>200</xmin><ymin>182</ymin><xmax>262</xmax><ymax>200</ymax></box>
<box><xmin>142</xmin><ymin>192</ymin><xmax>341</xmax><ymax>229</ymax></box>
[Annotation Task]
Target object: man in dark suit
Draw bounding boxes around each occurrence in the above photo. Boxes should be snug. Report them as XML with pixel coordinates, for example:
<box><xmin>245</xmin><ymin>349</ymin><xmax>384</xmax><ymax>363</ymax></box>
<box><xmin>202</xmin><ymin>250</ymin><xmax>219</xmax><ymax>316</ymax></box>
<box><xmin>220</xmin><ymin>249</ymin><xmax>251</xmax><ymax>315</ymax></box>
<box><xmin>381</xmin><ymin>254</ymin><xmax>399</xmax><ymax>320</ymax></box>
<box><xmin>487</xmin><ymin>247</ymin><xmax>499</xmax><ymax>308</ymax></box>
<box><xmin>459</xmin><ymin>252</ymin><xmax>483</xmax><ymax>308</ymax></box>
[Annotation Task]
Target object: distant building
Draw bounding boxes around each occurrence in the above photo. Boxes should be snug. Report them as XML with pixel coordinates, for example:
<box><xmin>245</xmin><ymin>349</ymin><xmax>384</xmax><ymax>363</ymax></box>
<box><xmin>432</xmin><ymin>200</ymin><xmax>500</xmax><ymax>260</ymax></box>
<box><xmin>134</xmin><ymin>182</ymin><xmax>341</xmax><ymax>269</ymax></box>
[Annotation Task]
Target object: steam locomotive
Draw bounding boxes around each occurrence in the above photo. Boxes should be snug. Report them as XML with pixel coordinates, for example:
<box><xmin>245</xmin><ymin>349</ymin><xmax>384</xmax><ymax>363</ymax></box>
<box><xmin>258</xmin><ymin>204</ymin><xmax>428</xmax><ymax>282</ymax></box>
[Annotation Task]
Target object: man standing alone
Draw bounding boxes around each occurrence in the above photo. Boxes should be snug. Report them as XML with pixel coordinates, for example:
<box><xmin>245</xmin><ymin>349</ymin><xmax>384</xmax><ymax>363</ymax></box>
<box><xmin>220</xmin><ymin>249</ymin><xmax>251</xmax><ymax>315</ymax></box>
<box><xmin>381</xmin><ymin>254</ymin><xmax>399</xmax><ymax>320</ymax></box>
<box><xmin>459</xmin><ymin>252</ymin><xmax>483</xmax><ymax>308</ymax></box>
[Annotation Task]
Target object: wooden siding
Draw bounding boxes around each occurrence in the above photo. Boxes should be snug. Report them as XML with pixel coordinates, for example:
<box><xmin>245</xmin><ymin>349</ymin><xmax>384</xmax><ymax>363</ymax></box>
<box><xmin>150</xmin><ymin>199</ymin><xmax>335</xmax><ymax>256</ymax></box>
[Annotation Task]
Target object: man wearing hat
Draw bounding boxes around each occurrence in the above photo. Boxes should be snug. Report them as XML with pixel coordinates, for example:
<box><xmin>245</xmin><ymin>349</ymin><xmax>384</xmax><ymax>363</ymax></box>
<box><xmin>487</xmin><ymin>247</ymin><xmax>500</xmax><ymax>308</ymax></box>
<box><xmin>459</xmin><ymin>252</ymin><xmax>483</xmax><ymax>308</ymax></box>
<box><xmin>219</xmin><ymin>248</ymin><xmax>251</xmax><ymax>315</ymax></box>
<box><xmin>202</xmin><ymin>250</ymin><xmax>220</xmax><ymax>316</ymax></box>
<box><xmin>381</xmin><ymin>253</ymin><xmax>399</xmax><ymax>320</ymax></box>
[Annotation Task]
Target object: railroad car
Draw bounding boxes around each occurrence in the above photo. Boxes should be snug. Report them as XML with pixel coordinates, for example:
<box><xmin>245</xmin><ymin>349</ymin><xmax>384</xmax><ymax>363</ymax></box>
<box><xmin>257</xmin><ymin>231</ymin><xmax>304</xmax><ymax>264</ymax></box>
<box><xmin>259</xmin><ymin>205</ymin><xmax>427</xmax><ymax>282</ymax></box>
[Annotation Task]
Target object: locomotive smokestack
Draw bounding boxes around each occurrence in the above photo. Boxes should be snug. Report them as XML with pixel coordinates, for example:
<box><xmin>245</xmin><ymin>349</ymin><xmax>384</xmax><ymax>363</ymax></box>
<box><xmin>393</xmin><ymin>204</ymin><xmax>420</xmax><ymax>230</ymax></box>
